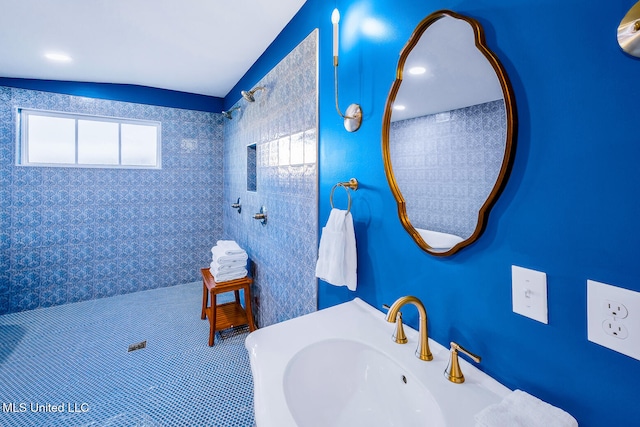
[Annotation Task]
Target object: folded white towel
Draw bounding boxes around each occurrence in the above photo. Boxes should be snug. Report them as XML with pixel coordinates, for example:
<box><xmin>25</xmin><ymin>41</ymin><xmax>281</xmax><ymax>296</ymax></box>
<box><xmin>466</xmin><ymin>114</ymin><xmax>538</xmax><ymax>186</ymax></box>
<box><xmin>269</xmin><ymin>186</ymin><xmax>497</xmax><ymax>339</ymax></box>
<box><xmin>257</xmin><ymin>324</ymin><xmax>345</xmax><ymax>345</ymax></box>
<box><xmin>214</xmin><ymin>240</ymin><xmax>246</xmax><ymax>256</ymax></box>
<box><xmin>210</xmin><ymin>259</ymin><xmax>246</xmax><ymax>272</ymax></box>
<box><xmin>475</xmin><ymin>390</ymin><xmax>578</xmax><ymax>427</ymax></box>
<box><xmin>315</xmin><ymin>208</ymin><xmax>357</xmax><ymax>291</ymax></box>
<box><xmin>209</xmin><ymin>268</ymin><xmax>247</xmax><ymax>282</ymax></box>
<box><xmin>211</xmin><ymin>268</ymin><xmax>248</xmax><ymax>283</ymax></box>
<box><xmin>212</xmin><ymin>245</ymin><xmax>248</xmax><ymax>264</ymax></box>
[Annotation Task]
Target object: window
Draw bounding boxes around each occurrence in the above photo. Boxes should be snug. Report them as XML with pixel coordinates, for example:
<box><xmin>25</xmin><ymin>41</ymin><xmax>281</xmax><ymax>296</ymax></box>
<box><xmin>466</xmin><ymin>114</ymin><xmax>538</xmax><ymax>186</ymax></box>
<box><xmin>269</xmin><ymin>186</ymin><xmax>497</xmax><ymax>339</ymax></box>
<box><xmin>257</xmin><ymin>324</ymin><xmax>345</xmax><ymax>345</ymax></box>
<box><xmin>18</xmin><ymin>109</ymin><xmax>161</xmax><ymax>168</ymax></box>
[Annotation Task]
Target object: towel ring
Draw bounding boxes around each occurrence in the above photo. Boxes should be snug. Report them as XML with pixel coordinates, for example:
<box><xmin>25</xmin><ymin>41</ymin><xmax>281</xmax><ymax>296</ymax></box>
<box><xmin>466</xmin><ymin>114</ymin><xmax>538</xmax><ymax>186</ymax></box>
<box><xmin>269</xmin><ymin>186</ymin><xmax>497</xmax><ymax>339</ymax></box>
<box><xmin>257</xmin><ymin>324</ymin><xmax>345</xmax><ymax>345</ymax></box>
<box><xmin>330</xmin><ymin>178</ymin><xmax>358</xmax><ymax>213</ymax></box>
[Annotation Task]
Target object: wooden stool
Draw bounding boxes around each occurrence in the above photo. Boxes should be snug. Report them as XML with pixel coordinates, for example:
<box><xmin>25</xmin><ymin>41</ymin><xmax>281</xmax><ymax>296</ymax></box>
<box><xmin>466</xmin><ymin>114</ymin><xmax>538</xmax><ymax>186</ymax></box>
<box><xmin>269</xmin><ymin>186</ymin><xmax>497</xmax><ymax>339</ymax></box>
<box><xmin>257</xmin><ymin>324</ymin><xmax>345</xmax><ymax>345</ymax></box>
<box><xmin>200</xmin><ymin>268</ymin><xmax>256</xmax><ymax>346</ymax></box>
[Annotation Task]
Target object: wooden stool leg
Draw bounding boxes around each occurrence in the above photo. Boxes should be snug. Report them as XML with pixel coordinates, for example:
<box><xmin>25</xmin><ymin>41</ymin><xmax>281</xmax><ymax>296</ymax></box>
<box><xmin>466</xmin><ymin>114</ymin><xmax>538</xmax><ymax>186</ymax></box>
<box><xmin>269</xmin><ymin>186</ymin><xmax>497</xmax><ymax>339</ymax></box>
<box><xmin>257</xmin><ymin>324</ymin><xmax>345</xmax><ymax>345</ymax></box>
<box><xmin>208</xmin><ymin>291</ymin><xmax>217</xmax><ymax>346</ymax></box>
<box><xmin>234</xmin><ymin>289</ymin><xmax>241</xmax><ymax>304</ymax></box>
<box><xmin>244</xmin><ymin>284</ymin><xmax>256</xmax><ymax>332</ymax></box>
<box><xmin>201</xmin><ymin>279</ymin><xmax>208</xmax><ymax>320</ymax></box>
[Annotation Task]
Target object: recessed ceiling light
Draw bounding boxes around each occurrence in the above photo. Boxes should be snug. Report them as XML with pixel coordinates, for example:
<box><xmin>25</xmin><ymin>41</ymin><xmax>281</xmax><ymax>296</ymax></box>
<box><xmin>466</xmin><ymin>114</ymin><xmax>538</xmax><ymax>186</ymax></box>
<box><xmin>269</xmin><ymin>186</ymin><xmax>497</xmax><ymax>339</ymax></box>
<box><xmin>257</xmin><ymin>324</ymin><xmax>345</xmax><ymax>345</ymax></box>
<box><xmin>45</xmin><ymin>52</ymin><xmax>72</xmax><ymax>62</ymax></box>
<box><xmin>408</xmin><ymin>66</ymin><xmax>426</xmax><ymax>75</ymax></box>
<box><xmin>393</xmin><ymin>105</ymin><xmax>406</xmax><ymax>111</ymax></box>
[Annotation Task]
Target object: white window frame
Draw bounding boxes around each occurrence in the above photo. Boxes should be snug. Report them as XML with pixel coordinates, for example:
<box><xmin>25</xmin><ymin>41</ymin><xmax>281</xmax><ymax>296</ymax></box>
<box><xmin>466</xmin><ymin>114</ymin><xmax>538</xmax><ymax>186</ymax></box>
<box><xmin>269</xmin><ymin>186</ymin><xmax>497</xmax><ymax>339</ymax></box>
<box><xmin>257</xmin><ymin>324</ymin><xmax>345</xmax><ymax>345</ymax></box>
<box><xmin>18</xmin><ymin>108</ymin><xmax>162</xmax><ymax>169</ymax></box>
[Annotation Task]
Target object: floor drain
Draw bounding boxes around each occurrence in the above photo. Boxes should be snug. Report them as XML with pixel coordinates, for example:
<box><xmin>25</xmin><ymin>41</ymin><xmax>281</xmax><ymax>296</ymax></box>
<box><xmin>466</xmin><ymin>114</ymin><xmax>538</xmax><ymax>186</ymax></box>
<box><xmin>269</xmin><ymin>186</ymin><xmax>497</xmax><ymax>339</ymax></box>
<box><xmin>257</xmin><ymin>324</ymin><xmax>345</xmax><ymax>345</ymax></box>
<box><xmin>128</xmin><ymin>340</ymin><xmax>147</xmax><ymax>352</ymax></box>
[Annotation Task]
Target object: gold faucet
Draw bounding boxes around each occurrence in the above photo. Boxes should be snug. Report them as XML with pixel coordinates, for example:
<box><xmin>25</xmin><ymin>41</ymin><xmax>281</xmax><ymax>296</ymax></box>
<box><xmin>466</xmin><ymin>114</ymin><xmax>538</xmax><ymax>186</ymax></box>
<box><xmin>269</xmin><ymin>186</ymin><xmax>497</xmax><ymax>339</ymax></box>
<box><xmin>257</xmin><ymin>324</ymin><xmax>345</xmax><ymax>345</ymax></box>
<box><xmin>444</xmin><ymin>341</ymin><xmax>481</xmax><ymax>384</ymax></box>
<box><xmin>385</xmin><ymin>296</ymin><xmax>433</xmax><ymax>361</ymax></box>
<box><xmin>383</xmin><ymin>304</ymin><xmax>408</xmax><ymax>344</ymax></box>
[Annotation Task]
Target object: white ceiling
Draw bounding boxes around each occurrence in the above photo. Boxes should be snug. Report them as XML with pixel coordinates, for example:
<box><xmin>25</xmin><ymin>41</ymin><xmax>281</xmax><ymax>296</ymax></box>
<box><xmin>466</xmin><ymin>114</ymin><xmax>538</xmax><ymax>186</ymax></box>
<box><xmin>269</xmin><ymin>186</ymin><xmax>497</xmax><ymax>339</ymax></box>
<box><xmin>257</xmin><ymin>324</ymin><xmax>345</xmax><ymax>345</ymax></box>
<box><xmin>0</xmin><ymin>0</ymin><xmax>307</xmax><ymax>98</ymax></box>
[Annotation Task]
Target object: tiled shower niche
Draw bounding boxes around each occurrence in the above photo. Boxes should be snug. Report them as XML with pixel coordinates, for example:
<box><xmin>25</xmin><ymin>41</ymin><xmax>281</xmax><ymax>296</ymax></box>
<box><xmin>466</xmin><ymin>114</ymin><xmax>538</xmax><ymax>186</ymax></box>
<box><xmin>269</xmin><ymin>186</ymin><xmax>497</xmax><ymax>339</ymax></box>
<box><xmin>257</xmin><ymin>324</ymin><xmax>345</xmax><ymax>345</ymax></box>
<box><xmin>223</xmin><ymin>30</ymin><xmax>318</xmax><ymax>327</ymax></box>
<box><xmin>0</xmin><ymin>87</ymin><xmax>224</xmax><ymax>314</ymax></box>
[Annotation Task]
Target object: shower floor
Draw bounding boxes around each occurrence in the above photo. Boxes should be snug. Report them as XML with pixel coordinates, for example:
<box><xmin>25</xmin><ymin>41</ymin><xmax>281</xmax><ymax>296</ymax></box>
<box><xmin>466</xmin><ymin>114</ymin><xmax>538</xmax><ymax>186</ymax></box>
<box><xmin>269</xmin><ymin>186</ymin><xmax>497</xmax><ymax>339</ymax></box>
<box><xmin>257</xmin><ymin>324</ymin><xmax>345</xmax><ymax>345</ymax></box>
<box><xmin>0</xmin><ymin>282</ymin><xmax>254</xmax><ymax>427</ymax></box>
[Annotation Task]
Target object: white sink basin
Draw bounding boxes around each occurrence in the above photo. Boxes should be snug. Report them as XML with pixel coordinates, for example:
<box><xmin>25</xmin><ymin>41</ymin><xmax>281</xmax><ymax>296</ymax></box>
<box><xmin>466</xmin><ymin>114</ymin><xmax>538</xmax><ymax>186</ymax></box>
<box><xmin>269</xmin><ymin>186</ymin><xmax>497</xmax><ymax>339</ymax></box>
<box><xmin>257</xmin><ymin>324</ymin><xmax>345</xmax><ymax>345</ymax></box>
<box><xmin>283</xmin><ymin>338</ymin><xmax>445</xmax><ymax>427</ymax></box>
<box><xmin>245</xmin><ymin>298</ymin><xmax>510</xmax><ymax>427</ymax></box>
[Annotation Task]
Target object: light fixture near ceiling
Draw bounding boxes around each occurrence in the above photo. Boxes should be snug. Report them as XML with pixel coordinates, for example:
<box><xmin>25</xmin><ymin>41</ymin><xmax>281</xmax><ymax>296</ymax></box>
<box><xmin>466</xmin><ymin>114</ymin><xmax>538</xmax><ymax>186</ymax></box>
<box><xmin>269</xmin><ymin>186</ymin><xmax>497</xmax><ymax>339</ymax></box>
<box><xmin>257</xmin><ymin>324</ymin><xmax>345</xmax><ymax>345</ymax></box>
<box><xmin>408</xmin><ymin>66</ymin><xmax>427</xmax><ymax>75</ymax></box>
<box><xmin>44</xmin><ymin>52</ymin><xmax>72</xmax><ymax>62</ymax></box>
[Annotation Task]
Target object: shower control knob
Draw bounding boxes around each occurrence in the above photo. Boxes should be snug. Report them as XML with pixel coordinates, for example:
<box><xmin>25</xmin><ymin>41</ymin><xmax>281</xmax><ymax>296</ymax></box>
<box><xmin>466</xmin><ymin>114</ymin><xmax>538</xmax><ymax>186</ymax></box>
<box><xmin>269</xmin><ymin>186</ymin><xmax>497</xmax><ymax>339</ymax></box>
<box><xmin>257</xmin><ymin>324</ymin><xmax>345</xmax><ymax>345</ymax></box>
<box><xmin>231</xmin><ymin>197</ymin><xmax>241</xmax><ymax>214</ymax></box>
<box><xmin>253</xmin><ymin>206</ymin><xmax>267</xmax><ymax>225</ymax></box>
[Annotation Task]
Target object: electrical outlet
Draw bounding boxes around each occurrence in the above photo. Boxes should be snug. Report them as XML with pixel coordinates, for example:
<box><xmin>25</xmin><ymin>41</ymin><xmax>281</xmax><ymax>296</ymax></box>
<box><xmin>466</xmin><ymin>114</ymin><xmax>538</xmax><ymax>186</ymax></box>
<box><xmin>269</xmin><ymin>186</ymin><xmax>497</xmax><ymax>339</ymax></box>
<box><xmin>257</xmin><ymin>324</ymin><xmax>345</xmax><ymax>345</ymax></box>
<box><xmin>602</xmin><ymin>319</ymin><xmax>629</xmax><ymax>339</ymax></box>
<box><xmin>587</xmin><ymin>280</ymin><xmax>640</xmax><ymax>361</ymax></box>
<box><xmin>604</xmin><ymin>300</ymin><xmax>628</xmax><ymax>319</ymax></box>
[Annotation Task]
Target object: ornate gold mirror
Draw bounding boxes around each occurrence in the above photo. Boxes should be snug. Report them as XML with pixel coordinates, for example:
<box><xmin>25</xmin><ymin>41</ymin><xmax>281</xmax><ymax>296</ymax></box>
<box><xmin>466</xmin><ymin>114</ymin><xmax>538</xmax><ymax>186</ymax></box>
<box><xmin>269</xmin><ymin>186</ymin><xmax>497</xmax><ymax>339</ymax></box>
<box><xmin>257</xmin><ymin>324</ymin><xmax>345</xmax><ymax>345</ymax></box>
<box><xmin>382</xmin><ymin>10</ymin><xmax>516</xmax><ymax>256</ymax></box>
<box><xmin>618</xmin><ymin>1</ymin><xmax>640</xmax><ymax>57</ymax></box>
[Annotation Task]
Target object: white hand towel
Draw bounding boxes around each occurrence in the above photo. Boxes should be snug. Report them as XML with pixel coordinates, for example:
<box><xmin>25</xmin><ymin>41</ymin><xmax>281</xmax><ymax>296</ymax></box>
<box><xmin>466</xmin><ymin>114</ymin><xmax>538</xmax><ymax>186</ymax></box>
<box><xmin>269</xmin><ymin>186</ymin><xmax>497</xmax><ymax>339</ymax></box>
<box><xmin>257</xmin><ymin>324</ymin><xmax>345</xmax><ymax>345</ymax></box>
<box><xmin>215</xmin><ymin>240</ymin><xmax>246</xmax><ymax>256</ymax></box>
<box><xmin>315</xmin><ymin>208</ymin><xmax>357</xmax><ymax>291</ymax></box>
<box><xmin>212</xmin><ymin>245</ymin><xmax>248</xmax><ymax>264</ymax></box>
<box><xmin>474</xmin><ymin>390</ymin><xmax>578</xmax><ymax>427</ymax></box>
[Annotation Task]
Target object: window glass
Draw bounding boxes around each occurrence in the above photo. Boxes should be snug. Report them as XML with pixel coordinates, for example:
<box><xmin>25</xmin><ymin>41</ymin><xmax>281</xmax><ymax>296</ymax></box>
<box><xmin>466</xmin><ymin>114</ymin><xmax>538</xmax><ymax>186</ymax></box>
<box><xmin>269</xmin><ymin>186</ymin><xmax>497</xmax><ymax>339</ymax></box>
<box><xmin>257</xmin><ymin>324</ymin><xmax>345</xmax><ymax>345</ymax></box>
<box><xmin>121</xmin><ymin>123</ymin><xmax>157</xmax><ymax>166</ymax></box>
<box><xmin>20</xmin><ymin>109</ymin><xmax>161</xmax><ymax>168</ymax></box>
<box><xmin>27</xmin><ymin>115</ymin><xmax>75</xmax><ymax>164</ymax></box>
<box><xmin>78</xmin><ymin>120</ymin><xmax>119</xmax><ymax>165</ymax></box>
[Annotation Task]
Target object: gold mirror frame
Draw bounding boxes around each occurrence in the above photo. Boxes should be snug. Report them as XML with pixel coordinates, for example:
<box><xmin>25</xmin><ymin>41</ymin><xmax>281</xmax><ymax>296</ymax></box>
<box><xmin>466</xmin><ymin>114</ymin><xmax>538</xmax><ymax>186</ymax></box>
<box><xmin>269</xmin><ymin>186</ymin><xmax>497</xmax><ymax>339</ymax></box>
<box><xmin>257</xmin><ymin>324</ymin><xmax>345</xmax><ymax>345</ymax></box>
<box><xmin>382</xmin><ymin>10</ymin><xmax>517</xmax><ymax>257</ymax></box>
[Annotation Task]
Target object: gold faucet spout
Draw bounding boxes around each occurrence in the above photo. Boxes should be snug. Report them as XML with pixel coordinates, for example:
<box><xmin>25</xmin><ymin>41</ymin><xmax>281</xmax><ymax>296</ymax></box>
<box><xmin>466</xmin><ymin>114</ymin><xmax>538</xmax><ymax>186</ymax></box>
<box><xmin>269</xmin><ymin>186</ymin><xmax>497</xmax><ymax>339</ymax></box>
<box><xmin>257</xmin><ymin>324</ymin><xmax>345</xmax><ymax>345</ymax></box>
<box><xmin>385</xmin><ymin>296</ymin><xmax>433</xmax><ymax>361</ymax></box>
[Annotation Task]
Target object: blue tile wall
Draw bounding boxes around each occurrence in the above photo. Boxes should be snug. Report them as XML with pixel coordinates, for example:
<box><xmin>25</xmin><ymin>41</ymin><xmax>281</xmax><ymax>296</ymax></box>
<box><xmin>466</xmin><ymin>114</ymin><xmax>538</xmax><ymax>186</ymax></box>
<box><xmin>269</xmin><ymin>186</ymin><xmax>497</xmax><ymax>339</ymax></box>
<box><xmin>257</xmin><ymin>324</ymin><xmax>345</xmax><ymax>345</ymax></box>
<box><xmin>223</xmin><ymin>30</ymin><xmax>318</xmax><ymax>328</ymax></box>
<box><xmin>389</xmin><ymin>100</ymin><xmax>506</xmax><ymax>239</ymax></box>
<box><xmin>0</xmin><ymin>86</ymin><xmax>224</xmax><ymax>314</ymax></box>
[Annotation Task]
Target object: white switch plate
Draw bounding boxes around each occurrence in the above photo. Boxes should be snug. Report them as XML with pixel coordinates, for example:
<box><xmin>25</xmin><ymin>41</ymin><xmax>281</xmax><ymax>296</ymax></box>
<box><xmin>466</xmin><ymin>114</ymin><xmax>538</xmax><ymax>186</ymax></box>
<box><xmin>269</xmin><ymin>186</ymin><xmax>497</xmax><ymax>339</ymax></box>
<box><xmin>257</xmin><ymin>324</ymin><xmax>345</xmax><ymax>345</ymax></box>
<box><xmin>587</xmin><ymin>280</ymin><xmax>640</xmax><ymax>361</ymax></box>
<box><xmin>512</xmin><ymin>265</ymin><xmax>548</xmax><ymax>324</ymax></box>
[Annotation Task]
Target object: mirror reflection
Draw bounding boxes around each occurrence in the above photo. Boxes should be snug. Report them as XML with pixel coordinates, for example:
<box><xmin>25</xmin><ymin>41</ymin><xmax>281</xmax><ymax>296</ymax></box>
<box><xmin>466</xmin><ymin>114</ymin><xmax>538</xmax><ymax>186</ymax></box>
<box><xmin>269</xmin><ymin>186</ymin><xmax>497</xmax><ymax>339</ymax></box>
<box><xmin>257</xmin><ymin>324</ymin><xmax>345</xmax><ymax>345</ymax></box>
<box><xmin>383</xmin><ymin>11</ymin><xmax>516</xmax><ymax>256</ymax></box>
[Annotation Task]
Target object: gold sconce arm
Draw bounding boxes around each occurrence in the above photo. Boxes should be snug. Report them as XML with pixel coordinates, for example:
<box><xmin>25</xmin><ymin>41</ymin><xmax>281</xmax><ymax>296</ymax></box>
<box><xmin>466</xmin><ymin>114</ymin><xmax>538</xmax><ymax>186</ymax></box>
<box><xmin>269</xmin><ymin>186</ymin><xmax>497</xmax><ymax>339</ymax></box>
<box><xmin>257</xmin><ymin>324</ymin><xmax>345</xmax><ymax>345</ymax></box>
<box><xmin>333</xmin><ymin>66</ymin><xmax>362</xmax><ymax>132</ymax></box>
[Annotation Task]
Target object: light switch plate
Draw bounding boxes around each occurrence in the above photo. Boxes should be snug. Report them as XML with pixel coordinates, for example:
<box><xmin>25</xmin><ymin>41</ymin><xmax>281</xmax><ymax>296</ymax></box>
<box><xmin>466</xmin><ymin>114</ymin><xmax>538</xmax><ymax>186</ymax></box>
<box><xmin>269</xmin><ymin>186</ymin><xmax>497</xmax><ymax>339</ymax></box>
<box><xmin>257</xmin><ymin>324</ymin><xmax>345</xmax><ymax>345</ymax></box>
<box><xmin>512</xmin><ymin>265</ymin><xmax>548</xmax><ymax>324</ymax></box>
<box><xmin>587</xmin><ymin>280</ymin><xmax>640</xmax><ymax>361</ymax></box>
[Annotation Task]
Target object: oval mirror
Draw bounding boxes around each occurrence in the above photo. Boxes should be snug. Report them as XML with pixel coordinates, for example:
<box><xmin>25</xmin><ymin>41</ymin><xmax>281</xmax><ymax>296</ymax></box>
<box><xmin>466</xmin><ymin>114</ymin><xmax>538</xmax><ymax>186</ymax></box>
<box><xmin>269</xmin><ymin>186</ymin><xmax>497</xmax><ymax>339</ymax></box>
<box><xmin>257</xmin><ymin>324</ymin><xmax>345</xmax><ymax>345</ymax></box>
<box><xmin>618</xmin><ymin>1</ymin><xmax>640</xmax><ymax>57</ymax></box>
<box><xmin>382</xmin><ymin>10</ymin><xmax>516</xmax><ymax>256</ymax></box>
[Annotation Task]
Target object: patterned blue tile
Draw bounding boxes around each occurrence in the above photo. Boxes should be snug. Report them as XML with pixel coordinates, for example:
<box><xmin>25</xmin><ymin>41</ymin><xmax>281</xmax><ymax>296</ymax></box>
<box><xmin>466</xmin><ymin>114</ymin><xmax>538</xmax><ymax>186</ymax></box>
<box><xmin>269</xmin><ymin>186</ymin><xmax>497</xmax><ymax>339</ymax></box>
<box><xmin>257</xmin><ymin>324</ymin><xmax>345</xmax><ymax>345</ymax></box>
<box><xmin>40</xmin><ymin>286</ymin><xmax>68</xmax><ymax>308</ymax></box>
<box><xmin>40</xmin><ymin>267</ymin><xmax>69</xmax><ymax>289</ymax></box>
<box><xmin>10</xmin><ymin>248</ymin><xmax>41</xmax><ymax>270</ymax></box>
<box><xmin>2</xmin><ymin>86</ymin><xmax>223</xmax><ymax>314</ymax></box>
<box><xmin>223</xmin><ymin>30</ymin><xmax>318</xmax><ymax>328</ymax></box>
<box><xmin>0</xmin><ymin>282</ymin><xmax>254</xmax><ymax>426</ymax></box>
<box><xmin>67</xmin><ymin>282</ymin><xmax>94</xmax><ymax>303</ymax></box>
<box><xmin>9</xmin><ymin>289</ymin><xmax>39</xmax><ymax>312</ymax></box>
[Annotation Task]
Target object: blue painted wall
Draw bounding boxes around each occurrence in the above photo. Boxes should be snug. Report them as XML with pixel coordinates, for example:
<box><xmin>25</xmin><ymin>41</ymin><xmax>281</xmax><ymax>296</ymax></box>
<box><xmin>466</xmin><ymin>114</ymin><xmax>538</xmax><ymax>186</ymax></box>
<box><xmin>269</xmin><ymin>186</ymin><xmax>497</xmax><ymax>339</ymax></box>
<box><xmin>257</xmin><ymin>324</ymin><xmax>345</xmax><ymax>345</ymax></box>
<box><xmin>227</xmin><ymin>0</ymin><xmax>640</xmax><ymax>425</ymax></box>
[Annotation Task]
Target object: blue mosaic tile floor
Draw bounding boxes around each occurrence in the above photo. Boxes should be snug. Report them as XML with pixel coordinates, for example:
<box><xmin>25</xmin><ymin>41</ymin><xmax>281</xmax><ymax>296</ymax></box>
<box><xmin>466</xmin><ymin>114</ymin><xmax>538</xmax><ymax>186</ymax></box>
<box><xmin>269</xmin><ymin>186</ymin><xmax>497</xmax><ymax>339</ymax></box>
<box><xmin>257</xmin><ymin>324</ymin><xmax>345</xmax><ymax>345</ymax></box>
<box><xmin>0</xmin><ymin>282</ymin><xmax>254</xmax><ymax>427</ymax></box>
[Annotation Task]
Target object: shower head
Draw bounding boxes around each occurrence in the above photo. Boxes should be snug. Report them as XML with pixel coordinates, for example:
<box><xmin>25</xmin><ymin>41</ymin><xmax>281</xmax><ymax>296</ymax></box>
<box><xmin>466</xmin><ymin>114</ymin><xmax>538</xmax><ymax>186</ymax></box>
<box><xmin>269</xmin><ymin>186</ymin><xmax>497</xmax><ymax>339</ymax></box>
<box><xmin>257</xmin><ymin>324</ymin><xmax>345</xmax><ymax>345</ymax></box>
<box><xmin>221</xmin><ymin>106</ymin><xmax>240</xmax><ymax>119</ymax></box>
<box><xmin>241</xmin><ymin>86</ymin><xmax>265</xmax><ymax>103</ymax></box>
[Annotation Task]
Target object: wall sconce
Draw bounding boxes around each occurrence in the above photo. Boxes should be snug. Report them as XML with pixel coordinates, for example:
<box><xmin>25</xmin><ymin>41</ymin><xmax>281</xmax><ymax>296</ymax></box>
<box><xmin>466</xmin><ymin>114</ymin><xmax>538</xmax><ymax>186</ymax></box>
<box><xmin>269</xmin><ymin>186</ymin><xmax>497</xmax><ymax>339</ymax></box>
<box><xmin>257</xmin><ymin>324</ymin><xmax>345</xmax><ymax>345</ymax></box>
<box><xmin>332</xmin><ymin>8</ymin><xmax>362</xmax><ymax>132</ymax></box>
<box><xmin>618</xmin><ymin>1</ymin><xmax>640</xmax><ymax>57</ymax></box>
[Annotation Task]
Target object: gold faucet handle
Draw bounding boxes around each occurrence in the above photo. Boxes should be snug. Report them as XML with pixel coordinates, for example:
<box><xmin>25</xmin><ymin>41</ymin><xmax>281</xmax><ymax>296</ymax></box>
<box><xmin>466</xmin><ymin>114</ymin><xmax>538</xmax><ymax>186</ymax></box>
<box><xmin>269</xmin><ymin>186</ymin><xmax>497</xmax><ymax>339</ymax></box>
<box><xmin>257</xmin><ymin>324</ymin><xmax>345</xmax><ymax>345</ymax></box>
<box><xmin>444</xmin><ymin>341</ymin><xmax>481</xmax><ymax>384</ymax></box>
<box><xmin>383</xmin><ymin>304</ymin><xmax>408</xmax><ymax>344</ymax></box>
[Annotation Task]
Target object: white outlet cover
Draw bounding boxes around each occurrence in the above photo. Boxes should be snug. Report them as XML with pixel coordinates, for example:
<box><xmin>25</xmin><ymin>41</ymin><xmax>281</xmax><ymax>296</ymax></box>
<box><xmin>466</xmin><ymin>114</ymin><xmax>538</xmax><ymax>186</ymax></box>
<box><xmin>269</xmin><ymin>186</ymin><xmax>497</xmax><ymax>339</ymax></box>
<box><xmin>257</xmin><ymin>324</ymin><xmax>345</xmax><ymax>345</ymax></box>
<box><xmin>512</xmin><ymin>265</ymin><xmax>548</xmax><ymax>324</ymax></box>
<box><xmin>587</xmin><ymin>280</ymin><xmax>640</xmax><ymax>361</ymax></box>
